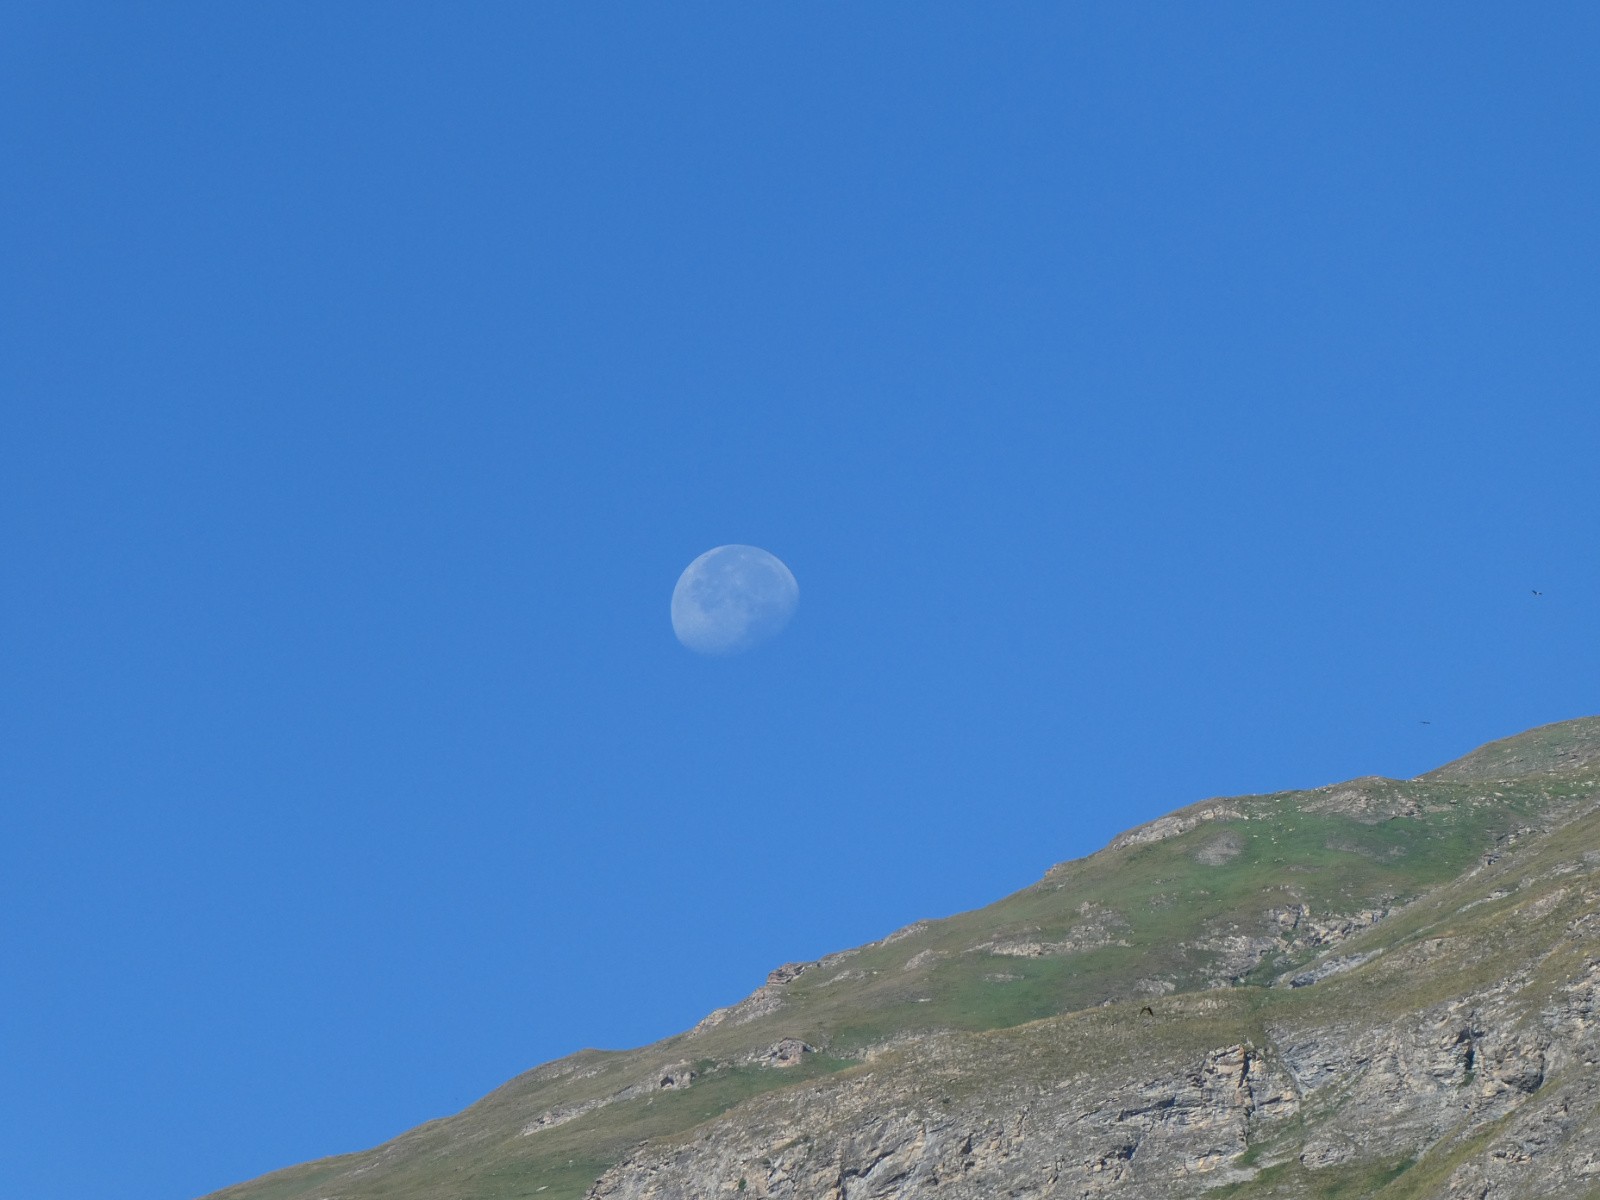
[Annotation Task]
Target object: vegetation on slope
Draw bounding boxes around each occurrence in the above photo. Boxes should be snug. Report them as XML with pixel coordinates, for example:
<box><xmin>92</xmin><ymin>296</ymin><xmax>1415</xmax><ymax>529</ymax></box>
<box><xmin>207</xmin><ymin>717</ymin><xmax>1600</xmax><ymax>1200</ymax></box>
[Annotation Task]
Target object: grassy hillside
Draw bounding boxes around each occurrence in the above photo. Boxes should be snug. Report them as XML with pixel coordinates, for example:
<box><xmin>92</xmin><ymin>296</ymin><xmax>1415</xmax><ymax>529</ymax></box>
<box><xmin>206</xmin><ymin>717</ymin><xmax>1600</xmax><ymax>1200</ymax></box>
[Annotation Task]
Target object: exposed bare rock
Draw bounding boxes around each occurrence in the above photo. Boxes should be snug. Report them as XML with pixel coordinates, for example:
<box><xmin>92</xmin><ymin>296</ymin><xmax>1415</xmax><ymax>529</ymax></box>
<box><xmin>973</xmin><ymin>904</ymin><xmax>1131</xmax><ymax>960</ymax></box>
<box><xmin>758</xmin><ymin>1039</ymin><xmax>813</xmax><ymax>1068</ymax></box>
<box><xmin>766</xmin><ymin>962</ymin><xmax>812</xmax><ymax>986</ymax></box>
<box><xmin>1299</xmin><ymin>776</ymin><xmax>1423</xmax><ymax>822</ymax></box>
<box><xmin>654</xmin><ymin>1063</ymin><xmax>696</xmax><ymax>1090</ymax></box>
<box><xmin>589</xmin><ymin>930</ymin><xmax>1600</xmax><ymax>1200</ymax></box>
<box><xmin>1194</xmin><ymin>831</ymin><xmax>1243</xmax><ymax>866</ymax></box>
<box><xmin>818</xmin><ymin>968</ymin><xmax>867</xmax><ymax>987</ymax></box>
<box><xmin>875</xmin><ymin>921</ymin><xmax>932</xmax><ymax>947</ymax></box>
<box><xmin>1279</xmin><ymin>949</ymin><xmax>1381</xmax><ymax>988</ymax></box>
<box><xmin>689</xmin><ymin>985</ymin><xmax>786</xmax><ymax>1034</ymax></box>
<box><xmin>522</xmin><ymin>1098</ymin><xmax>609</xmax><ymax>1136</ymax></box>
<box><xmin>689</xmin><ymin>961</ymin><xmax>831</xmax><ymax>1039</ymax></box>
<box><xmin>585</xmin><ymin>1034</ymin><xmax>1306</xmax><ymax>1199</ymax></box>
<box><xmin>1108</xmin><ymin>803</ymin><xmax>1247</xmax><ymax>850</ymax></box>
<box><xmin>522</xmin><ymin>1061</ymin><xmax>698</xmax><ymax>1136</ymax></box>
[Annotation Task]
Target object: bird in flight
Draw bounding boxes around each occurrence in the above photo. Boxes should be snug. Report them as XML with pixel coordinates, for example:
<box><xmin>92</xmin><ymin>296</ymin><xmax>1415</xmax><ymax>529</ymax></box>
<box><xmin>1420</xmin><ymin>720</ymin><xmax>1431</xmax><ymax>725</ymax></box>
<box><xmin>1532</xmin><ymin>589</ymin><xmax>1544</xmax><ymax>597</ymax></box>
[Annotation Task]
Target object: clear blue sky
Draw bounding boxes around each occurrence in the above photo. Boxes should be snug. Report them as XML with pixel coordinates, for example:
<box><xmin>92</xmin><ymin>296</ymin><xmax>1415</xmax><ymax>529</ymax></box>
<box><xmin>3</xmin><ymin>5</ymin><xmax>1596</xmax><ymax>1198</ymax></box>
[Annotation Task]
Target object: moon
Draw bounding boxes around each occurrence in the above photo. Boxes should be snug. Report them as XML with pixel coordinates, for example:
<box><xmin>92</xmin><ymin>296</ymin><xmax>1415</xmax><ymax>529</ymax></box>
<box><xmin>671</xmin><ymin>545</ymin><xmax>799</xmax><ymax>655</ymax></box>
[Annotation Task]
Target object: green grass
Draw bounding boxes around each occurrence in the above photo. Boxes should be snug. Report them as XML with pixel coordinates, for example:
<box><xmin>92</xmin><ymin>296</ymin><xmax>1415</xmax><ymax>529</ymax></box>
<box><xmin>1214</xmin><ymin>1155</ymin><xmax>1416</xmax><ymax>1199</ymax></box>
<box><xmin>766</xmin><ymin>777</ymin><xmax>1557</xmax><ymax>1060</ymax></box>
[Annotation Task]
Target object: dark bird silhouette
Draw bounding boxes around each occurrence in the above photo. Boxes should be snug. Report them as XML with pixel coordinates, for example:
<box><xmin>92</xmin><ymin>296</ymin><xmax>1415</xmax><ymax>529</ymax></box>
<box><xmin>1420</xmin><ymin>720</ymin><xmax>1431</xmax><ymax>725</ymax></box>
<box><xmin>1140</xmin><ymin>1005</ymin><xmax>1155</xmax><ymax>1018</ymax></box>
<box><xmin>1532</xmin><ymin>589</ymin><xmax>1544</xmax><ymax>597</ymax></box>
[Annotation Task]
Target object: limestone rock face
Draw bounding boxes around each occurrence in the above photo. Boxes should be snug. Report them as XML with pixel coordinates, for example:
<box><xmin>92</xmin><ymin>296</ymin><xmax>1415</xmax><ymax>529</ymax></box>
<box><xmin>586</xmin><ymin>949</ymin><xmax>1600</xmax><ymax>1200</ymax></box>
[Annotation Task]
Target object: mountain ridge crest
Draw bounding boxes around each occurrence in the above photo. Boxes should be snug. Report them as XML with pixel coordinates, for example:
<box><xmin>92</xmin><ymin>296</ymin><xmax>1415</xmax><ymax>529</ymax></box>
<box><xmin>207</xmin><ymin>718</ymin><xmax>1600</xmax><ymax>1200</ymax></box>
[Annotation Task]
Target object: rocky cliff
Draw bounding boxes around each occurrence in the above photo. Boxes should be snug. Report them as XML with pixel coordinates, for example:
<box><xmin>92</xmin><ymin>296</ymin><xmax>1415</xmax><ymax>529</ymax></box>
<box><xmin>208</xmin><ymin>718</ymin><xmax>1600</xmax><ymax>1200</ymax></box>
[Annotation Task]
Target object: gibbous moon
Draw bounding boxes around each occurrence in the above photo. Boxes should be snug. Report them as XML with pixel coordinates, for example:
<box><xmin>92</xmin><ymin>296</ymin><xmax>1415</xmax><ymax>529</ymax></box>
<box><xmin>671</xmin><ymin>545</ymin><xmax>799</xmax><ymax>655</ymax></box>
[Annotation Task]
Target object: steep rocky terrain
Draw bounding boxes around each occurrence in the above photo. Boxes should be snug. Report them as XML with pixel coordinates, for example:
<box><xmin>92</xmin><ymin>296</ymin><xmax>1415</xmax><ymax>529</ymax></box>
<box><xmin>208</xmin><ymin>718</ymin><xmax>1600</xmax><ymax>1200</ymax></box>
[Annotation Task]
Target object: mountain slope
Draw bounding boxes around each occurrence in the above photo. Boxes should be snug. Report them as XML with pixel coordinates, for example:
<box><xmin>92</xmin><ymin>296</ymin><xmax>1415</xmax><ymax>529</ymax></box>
<box><xmin>207</xmin><ymin>718</ymin><xmax>1600</xmax><ymax>1200</ymax></box>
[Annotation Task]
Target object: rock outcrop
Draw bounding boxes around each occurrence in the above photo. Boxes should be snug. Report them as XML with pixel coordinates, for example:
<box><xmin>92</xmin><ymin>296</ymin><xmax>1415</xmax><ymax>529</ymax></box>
<box><xmin>586</xmin><ymin>879</ymin><xmax>1600</xmax><ymax>1199</ymax></box>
